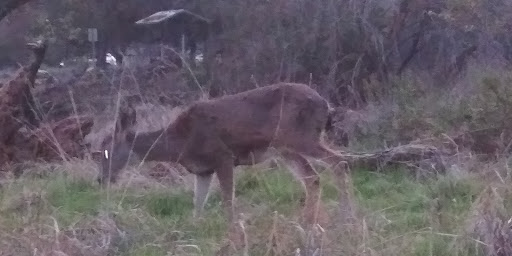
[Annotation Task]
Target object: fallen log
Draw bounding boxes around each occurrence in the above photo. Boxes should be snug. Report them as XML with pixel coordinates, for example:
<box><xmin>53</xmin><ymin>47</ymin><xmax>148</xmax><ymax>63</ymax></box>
<box><xmin>339</xmin><ymin>143</ymin><xmax>446</xmax><ymax>174</ymax></box>
<box><xmin>2</xmin><ymin>114</ymin><xmax>94</xmax><ymax>176</ymax></box>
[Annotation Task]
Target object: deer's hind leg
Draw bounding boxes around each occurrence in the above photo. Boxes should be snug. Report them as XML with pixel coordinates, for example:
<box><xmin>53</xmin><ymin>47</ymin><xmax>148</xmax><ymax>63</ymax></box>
<box><xmin>301</xmin><ymin>142</ymin><xmax>356</xmax><ymax>222</ymax></box>
<box><xmin>281</xmin><ymin>150</ymin><xmax>325</xmax><ymax>226</ymax></box>
<box><xmin>215</xmin><ymin>161</ymin><xmax>236</xmax><ymax>222</ymax></box>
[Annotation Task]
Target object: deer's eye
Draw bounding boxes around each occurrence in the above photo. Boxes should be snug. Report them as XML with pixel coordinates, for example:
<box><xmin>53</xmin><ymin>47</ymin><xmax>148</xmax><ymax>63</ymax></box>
<box><xmin>104</xmin><ymin>149</ymin><xmax>109</xmax><ymax>159</ymax></box>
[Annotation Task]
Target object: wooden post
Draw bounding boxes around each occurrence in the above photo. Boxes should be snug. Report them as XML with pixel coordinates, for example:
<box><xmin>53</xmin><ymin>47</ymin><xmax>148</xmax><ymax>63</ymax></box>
<box><xmin>181</xmin><ymin>33</ymin><xmax>186</xmax><ymax>57</ymax></box>
<box><xmin>88</xmin><ymin>28</ymin><xmax>98</xmax><ymax>67</ymax></box>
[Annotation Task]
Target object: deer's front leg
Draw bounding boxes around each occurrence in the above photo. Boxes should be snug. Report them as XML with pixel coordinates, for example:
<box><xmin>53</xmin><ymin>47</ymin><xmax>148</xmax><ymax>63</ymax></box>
<box><xmin>193</xmin><ymin>173</ymin><xmax>214</xmax><ymax>218</ymax></box>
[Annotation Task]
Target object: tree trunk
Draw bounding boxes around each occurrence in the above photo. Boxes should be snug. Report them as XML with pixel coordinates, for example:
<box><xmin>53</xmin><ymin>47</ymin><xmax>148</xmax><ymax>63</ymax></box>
<box><xmin>0</xmin><ymin>0</ymin><xmax>32</xmax><ymax>23</ymax></box>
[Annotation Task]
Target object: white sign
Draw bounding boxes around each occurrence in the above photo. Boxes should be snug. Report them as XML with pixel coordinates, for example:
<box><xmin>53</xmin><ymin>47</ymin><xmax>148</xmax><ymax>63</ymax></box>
<box><xmin>88</xmin><ymin>28</ymin><xmax>98</xmax><ymax>42</ymax></box>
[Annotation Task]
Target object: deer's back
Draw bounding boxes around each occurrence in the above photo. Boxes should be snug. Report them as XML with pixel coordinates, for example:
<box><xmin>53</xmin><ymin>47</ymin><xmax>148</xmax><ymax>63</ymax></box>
<box><xmin>176</xmin><ymin>83</ymin><xmax>330</xmax><ymax>151</ymax></box>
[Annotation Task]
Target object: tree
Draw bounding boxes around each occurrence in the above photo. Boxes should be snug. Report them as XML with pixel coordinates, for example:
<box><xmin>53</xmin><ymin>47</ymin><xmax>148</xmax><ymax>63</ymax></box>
<box><xmin>0</xmin><ymin>0</ymin><xmax>32</xmax><ymax>23</ymax></box>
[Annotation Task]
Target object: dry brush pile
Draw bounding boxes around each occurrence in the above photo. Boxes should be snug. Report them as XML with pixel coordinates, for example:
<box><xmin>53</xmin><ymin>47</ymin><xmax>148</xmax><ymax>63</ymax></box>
<box><xmin>0</xmin><ymin>40</ymin><xmax>93</xmax><ymax>174</ymax></box>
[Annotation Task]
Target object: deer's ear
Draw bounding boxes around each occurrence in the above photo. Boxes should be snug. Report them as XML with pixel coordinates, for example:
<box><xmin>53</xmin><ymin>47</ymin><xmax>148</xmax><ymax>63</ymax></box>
<box><xmin>90</xmin><ymin>151</ymin><xmax>103</xmax><ymax>162</ymax></box>
<box><xmin>116</xmin><ymin>98</ymin><xmax>137</xmax><ymax>132</ymax></box>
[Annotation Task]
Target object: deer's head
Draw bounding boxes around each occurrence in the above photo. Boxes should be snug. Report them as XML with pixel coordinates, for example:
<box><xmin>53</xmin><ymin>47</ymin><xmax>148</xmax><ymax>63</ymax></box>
<box><xmin>93</xmin><ymin>100</ymin><xmax>137</xmax><ymax>185</ymax></box>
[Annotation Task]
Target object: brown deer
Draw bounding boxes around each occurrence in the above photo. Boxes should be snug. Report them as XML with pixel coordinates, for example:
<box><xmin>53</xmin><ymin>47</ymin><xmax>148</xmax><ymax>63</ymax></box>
<box><xmin>93</xmin><ymin>82</ymin><xmax>350</xmax><ymax>225</ymax></box>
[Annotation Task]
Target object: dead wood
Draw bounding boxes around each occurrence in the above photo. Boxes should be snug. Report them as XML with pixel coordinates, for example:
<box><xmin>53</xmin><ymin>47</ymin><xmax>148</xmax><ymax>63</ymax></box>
<box><xmin>31</xmin><ymin>115</ymin><xmax>95</xmax><ymax>161</ymax></box>
<box><xmin>0</xmin><ymin>40</ymin><xmax>46</xmax><ymax>135</ymax></box>
<box><xmin>0</xmin><ymin>40</ymin><xmax>94</xmax><ymax>172</ymax></box>
<box><xmin>335</xmin><ymin>125</ymin><xmax>512</xmax><ymax>173</ymax></box>
<box><xmin>0</xmin><ymin>40</ymin><xmax>45</xmax><ymax>152</ymax></box>
<box><xmin>339</xmin><ymin>143</ymin><xmax>445</xmax><ymax>173</ymax></box>
<box><xmin>5</xmin><ymin>115</ymin><xmax>94</xmax><ymax>164</ymax></box>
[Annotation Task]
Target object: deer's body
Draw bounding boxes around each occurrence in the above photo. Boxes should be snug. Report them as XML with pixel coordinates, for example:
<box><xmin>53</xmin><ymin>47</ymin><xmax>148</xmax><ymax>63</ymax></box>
<box><xmin>96</xmin><ymin>82</ymin><xmax>349</xmax><ymax>225</ymax></box>
<box><xmin>128</xmin><ymin>83</ymin><xmax>331</xmax><ymax>170</ymax></box>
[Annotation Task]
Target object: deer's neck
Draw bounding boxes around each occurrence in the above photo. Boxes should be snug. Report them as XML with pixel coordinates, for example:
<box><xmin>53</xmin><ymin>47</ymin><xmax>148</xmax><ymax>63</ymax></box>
<box><xmin>129</xmin><ymin>128</ymin><xmax>186</xmax><ymax>163</ymax></box>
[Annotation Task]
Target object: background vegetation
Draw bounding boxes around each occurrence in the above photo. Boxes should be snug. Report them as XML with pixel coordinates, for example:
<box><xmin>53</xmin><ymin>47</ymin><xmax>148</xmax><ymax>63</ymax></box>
<box><xmin>1</xmin><ymin>0</ymin><xmax>512</xmax><ymax>255</ymax></box>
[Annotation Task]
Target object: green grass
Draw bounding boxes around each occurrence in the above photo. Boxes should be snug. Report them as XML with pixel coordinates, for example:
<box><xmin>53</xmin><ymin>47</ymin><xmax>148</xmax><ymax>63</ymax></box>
<box><xmin>145</xmin><ymin>192</ymin><xmax>194</xmax><ymax>218</ymax></box>
<box><xmin>0</xmin><ymin>166</ymin><xmax>492</xmax><ymax>255</ymax></box>
<box><xmin>46</xmin><ymin>177</ymin><xmax>101</xmax><ymax>218</ymax></box>
<box><xmin>129</xmin><ymin>246</ymin><xmax>168</xmax><ymax>256</ymax></box>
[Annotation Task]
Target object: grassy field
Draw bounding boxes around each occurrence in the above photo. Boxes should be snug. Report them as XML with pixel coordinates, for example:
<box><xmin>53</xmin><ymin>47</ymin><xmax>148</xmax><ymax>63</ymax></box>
<box><xmin>0</xmin><ymin>160</ymin><xmax>505</xmax><ymax>255</ymax></box>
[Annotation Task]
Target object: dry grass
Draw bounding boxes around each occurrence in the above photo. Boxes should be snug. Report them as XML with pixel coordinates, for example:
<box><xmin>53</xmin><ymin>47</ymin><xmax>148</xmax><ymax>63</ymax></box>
<box><xmin>6</xmin><ymin>67</ymin><xmax>508</xmax><ymax>255</ymax></box>
<box><xmin>2</xmin><ymin>0</ymin><xmax>512</xmax><ymax>255</ymax></box>
<box><xmin>0</xmin><ymin>154</ymin><xmax>509</xmax><ymax>255</ymax></box>
<box><xmin>5</xmin><ymin>27</ymin><xmax>512</xmax><ymax>255</ymax></box>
